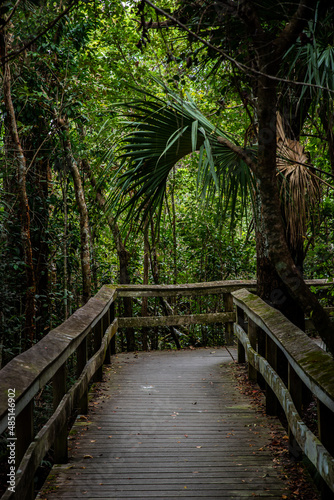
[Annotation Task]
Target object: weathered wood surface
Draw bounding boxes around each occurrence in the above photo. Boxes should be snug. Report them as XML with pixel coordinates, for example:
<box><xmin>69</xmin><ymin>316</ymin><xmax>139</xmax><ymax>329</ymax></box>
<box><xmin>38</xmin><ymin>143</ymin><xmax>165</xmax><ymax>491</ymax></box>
<box><xmin>234</xmin><ymin>322</ymin><xmax>334</xmax><ymax>492</ymax></box>
<box><xmin>118</xmin><ymin>312</ymin><xmax>235</xmax><ymax>328</ymax></box>
<box><xmin>232</xmin><ymin>289</ymin><xmax>334</xmax><ymax>411</ymax></box>
<box><xmin>39</xmin><ymin>349</ymin><xmax>289</xmax><ymax>499</ymax></box>
<box><xmin>0</xmin><ymin>286</ymin><xmax>117</xmax><ymax>434</ymax></box>
<box><xmin>115</xmin><ymin>278</ymin><xmax>330</xmax><ymax>298</ymax></box>
<box><xmin>115</xmin><ymin>280</ymin><xmax>257</xmax><ymax>297</ymax></box>
<box><xmin>1</xmin><ymin>319</ymin><xmax>118</xmax><ymax>500</ymax></box>
<box><xmin>232</xmin><ymin>289</ymin><xmax>334</xmax><ymax>493</ymax></box>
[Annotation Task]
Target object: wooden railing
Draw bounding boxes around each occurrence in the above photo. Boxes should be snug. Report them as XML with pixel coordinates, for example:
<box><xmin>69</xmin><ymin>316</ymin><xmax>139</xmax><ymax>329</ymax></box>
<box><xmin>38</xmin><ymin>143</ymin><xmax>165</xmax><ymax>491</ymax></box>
<box><xmin>0</xmin><ymin>278</ymin><xmax>332</xmax><ymax>500</ymax></box>
<box><xmin>233</xmin><ymin>288</ymin><xmax>334</xmax><ymax>498</ymax></box>
<box><xmin>0</xmin><ymin>280</ymin><xmax>256</xmax><ymax>500</ymax></box>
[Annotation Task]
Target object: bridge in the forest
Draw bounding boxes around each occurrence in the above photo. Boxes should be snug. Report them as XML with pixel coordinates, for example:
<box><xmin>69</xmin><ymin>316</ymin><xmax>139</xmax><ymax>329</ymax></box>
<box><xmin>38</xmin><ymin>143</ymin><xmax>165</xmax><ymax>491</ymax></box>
<box><xmin>1</xmin><ymin>280</ymin><xmax>334</xmax><ymax>499</ymax></box>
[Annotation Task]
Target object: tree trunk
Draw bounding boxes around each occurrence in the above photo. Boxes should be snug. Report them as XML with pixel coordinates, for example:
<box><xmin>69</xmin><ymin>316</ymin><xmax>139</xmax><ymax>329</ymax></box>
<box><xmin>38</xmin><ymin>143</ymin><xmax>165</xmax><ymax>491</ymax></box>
<box><xmin>255</xmin><ymin>64</ymin><xmax>334</xmax><ymax>355</ymax></box>
<box><xmin>1</xmin><ymin>31</ymin><xmax>36</xmax><ymax>346</ymax></box>
<box><xmin>150</xmin><ymin>219</ymin><xmax>181</xmax><ymax>349</ymax></box>
<box><xmin>141</xmin><ymin>219</ymin><xmax>149</xmax><ymax>350</ymax></box>
<box><xmin>59</xmin><ymin>119</ymin><xmax>91</xmax><ymax>304</ymax></box>
<box><xmin>82</xmin><ymin>159</ymin><xmax>136</xmax><ymax>351</ymax></box>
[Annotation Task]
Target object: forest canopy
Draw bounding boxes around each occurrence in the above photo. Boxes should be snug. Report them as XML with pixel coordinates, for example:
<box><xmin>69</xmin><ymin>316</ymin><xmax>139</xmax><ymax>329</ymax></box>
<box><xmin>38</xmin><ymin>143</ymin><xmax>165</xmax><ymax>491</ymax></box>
<box><xmin>1</xmin><ymin>0</ymin><xmax>334</xmax><ymax>361</ymax></box>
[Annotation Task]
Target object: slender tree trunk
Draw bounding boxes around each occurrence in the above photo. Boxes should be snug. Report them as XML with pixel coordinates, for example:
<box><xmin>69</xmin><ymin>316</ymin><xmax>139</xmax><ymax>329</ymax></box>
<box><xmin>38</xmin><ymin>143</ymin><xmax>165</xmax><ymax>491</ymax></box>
<box><xmin>82</xmin><ymin>159</ymin><xmax>136</xmax><ymax>351</ymax></box>
<box><xmin>59</xmin><ymin>119</ymin><xmax>91</xmax><ymax>304</ymax></box>
<box><xmin>1</xmin><ymin>31</ymin><xmax>36</xmax><ymax>345</ymax></box>
<box><xmin>150</xmin><ymin>219</ymin><xmax>181</xmax><ymax>349</ymax></box>
<box><xmin>141</xmin><ymin>219</ymin><xmax>149</xmax><ymax>350</ymax></box>
<box><xmin>255</xmin><ymin>64</ymin><xmax>334</xmax><ymax>355</ymax></box>
<box><xmin>62</xmin><ymin>175</ymin><xmax>69</xmax><ymax>318</ymax></box>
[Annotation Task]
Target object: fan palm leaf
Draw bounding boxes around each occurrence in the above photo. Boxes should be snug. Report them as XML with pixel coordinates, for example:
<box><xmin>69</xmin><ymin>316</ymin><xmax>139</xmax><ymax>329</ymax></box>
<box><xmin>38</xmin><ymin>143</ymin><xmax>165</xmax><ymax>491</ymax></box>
<box><xmin>276</xmin><ymin>113</ymin><xmax>320</xmax><ymax>254</ymax></box>
<box><xmin>108</xmin><ymin>79</ymin><xmax>255</xmax><ymax>226</ymax></box>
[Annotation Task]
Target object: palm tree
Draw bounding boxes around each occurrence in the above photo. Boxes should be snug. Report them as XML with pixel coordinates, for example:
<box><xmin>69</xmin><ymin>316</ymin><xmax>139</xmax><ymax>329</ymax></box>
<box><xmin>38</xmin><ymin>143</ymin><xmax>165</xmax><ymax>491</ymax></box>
<box><xmin>110</xmin><ymin>82</ymin><xmax>255</xmax><ymax>227</ymax></box>
<box><xmin>107</xmin><ymin>79</ymin><xmax>334</xmax><ymax>355</ymax></box>
<box><xmin>106</xmin><ymin>0</ymin><xmax>334</xmax><ymax>356</ymax></box>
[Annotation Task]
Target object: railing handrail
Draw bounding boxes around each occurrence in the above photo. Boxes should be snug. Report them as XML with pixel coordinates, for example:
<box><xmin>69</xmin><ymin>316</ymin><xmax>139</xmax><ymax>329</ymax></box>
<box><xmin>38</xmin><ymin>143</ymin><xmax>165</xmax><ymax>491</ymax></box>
<box><xmin>0</xmin><ymin>285</ymin><xmax>117</xmax><ymax>434</ymax></box>
<box><xmin>116</xmin><ymin>279</ymin><xmax>257</xmax><ymax>296</ymax></box>
<box><xmin>232</xmin><ymin>288</ymin><xmax>334</xmax><ymax>494</ymax></box>
<box><xmin>0</xmin><ymin>278</ymin><xmax>331</xmax><ymax>433</ymax></box>
<box><xmin>233</xmin><ymin>288</ymin><xmax>334</xmax><ymax>410</ymax></box>
<box><xmin>0</xmin><ymin>278</ymin><xmax>333</xmax><ymax>499</ymax></box>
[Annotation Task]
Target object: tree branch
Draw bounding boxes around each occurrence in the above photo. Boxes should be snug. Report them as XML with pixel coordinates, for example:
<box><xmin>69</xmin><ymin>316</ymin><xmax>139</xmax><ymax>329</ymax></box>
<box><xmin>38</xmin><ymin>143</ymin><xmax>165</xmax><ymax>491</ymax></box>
<box><xmin>273</xmin><ymin>0</ymin><xmax>316</xmax><ymax>57</ymax></box>
<box><xmin>142</xmin><ymin>0</ymin><xmax>334</xmax><ymax>94</ymax></box>
<box><xmin>216</xmin><ymin>136</ymin><xmax>257</xmax><ymax>173</ymax></box>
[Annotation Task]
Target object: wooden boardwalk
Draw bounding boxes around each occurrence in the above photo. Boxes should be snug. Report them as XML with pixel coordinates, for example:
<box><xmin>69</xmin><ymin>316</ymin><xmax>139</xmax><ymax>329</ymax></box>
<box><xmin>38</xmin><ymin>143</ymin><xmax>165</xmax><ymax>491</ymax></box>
<box><xmin>39</xmin><ymin>348</ymin><xmax>289</xmax><ymax>499</ymax></box>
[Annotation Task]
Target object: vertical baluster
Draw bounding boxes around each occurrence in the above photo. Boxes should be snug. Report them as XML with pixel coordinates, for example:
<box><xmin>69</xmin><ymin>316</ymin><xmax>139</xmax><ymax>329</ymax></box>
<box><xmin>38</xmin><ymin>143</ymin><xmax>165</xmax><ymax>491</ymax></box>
<box><xmin>110</xmin><ymin>302</ymin><xmax>116</xmax><ymax>355</ymax></box>
<box><xmin>287</xmin><ymin>364</ymin><xmax>302</xmax><ymax>459</ymax></box>
<box><xmin>77</xmin><ymin>337</ymin><xmax>88</xmax><ymax>414</ymax></box>
<box><xmin>93</xmin><ymin>319</ymin><xmax>103</xmax><ymax>382</ymax></box>
<box><xmin>16</xmin><ymin>401</ymin><xmax>34</xmax><ymax>500</ymax></box>
<box><xmin>317</xmin><ymin>400</ymin><xmax>334</xmax><ymax>499</ymax></box>
<box><xmin>257</xmin><ymin>329</ymin><xmax>266</xmax><ymax>389</ymax></box>
<box><xmin>265</xmin><ymin>336</ymin><xmax>279</xmax><ymax>416</ymax></box>
<box><xmin>236</xmin><ymin>306</ymin><xmax>245</xmax><ymax>363</ymax></box>
<box><xmin>103</xmin><ymin>307</ymin><xmax>111</xmax><ymax>364</ymax></box>
<box><xmin>53</xmin><ymin>363</ymin><xmax>68</xmax><ymax>463</ymax></box>
<box><xmin>248</xmin><ymin>318</ymin><xmax>257</xmax><ymax>382</ymax></box>
<box><xmin>223</xmin><ymin>292</ymin><xmax>234</xmax><ymax>345</ymax></box>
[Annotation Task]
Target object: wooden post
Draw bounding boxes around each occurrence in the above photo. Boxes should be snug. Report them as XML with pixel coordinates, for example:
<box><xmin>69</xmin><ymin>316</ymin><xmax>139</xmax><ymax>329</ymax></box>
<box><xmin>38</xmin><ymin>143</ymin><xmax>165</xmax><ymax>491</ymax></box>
<box><xmin>93</xmin><ymin>320</ymin><xmax>103</xmax><ymax>382</ymax></box>
<box><xmin>265</xmin><ymin>336</ymin><xmax>279</xmax><ymax>416</ymax></box>
<box><xmin>76</xmin><ymin>337</ymin><xmax>88</xmax><ymax>414</ymax></box>
<box><xmin>53</xmin><ymin>363</ymin><xmax>68</xmax><ymax>463</ymax></box>
<box><xmin>317</xmin><ymin>400</ymin><xmax>334</xmax><ymax>455</ymax></box>
<box><xmin>103</xmin><ymin>307</ymin><xmax>111</xmax><ymax>364</ymax></box>
<box><xmin>288</xmin><ymin>364</ymin><xmax>303</xmax><ymax>459</ymax></box>
<box><xmin>317</xmin><ymin>400</ymin><xmax>334</xmax><ymax>499</ymax></box>
<box><xmin>257</xmin><ymin>328</ymin><xmax>266</xmax><ymax>389</ymax></box>
<box><xmin>248</xmin><ymin>318</ymin><xmax>257</xmax><ymax>382</ymax></box>
<box><xmin>236</xmin><ymin>306</ymin><xmax>245</xmax><ymax>363</ymax></box>
<box><xmin>110</xmin><ymin>302</ymin><xmax>116</xmax><ymax>355</ymax></box>
<box><xmin>16</xmin><ymin>401</ymin><xmax>34</xmax><ymax>500</ymax></box>
<box><xmin>223</xmin><ymin>292</ymin><xmax>234</xmax><ymax>345</ymax></box>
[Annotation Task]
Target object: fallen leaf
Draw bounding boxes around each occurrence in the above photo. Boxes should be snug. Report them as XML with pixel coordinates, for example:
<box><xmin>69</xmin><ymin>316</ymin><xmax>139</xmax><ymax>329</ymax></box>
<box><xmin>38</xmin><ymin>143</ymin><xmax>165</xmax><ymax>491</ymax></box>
<box><xmin>196</xmin><ymin>446</ymin><xmax>202</xmax><ymax>449</ymax></box>
<box><xmin>83</xmin><ymin>455</ymin><xmax>93</xmax><ymax>459</ymax></box>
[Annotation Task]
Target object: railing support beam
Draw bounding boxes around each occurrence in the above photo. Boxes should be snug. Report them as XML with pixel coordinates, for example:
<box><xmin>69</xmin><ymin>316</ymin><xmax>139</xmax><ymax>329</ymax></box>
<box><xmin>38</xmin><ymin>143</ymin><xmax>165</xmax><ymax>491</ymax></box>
<box><xmin>288</xmin><ymin>364</ymin><xmax>303</xmax><ymax>459</ymax></box>
<box><xmin>16</xmin><ymin>401</ymin><xmax>34</xmax><ymax>500</ymax></box>
<box><xmin>93</xmin><ymin>320</ymin><xmax>103</xmax><ymax>382</ymax></box>
<box><xmin>236</xmin><ymin>306</ymin><xmax>246</xmax><ymax>363</ymax></box>
<box><xmin>77</xmin><ymin>337</ymin><xmax>88</xmax><ymax>414</ymax></box>
<box><xmin>265</xmin><ymin>336</ymin><xmax>279</xmax><ymax>416</ymax></box>
<box><xmin>223</xmin><ymin>292</ymin><xmax>234</xmax><ymax>345</ymax></box>
<box><xmin>53</xmin><ymin>363</ymin><xmax>68</xmax><ymax>463</ymax></box>
<box><xmin>248</xmin><ymin>319</ymin><xmax>257</xmax><ymax>382</ymax></box>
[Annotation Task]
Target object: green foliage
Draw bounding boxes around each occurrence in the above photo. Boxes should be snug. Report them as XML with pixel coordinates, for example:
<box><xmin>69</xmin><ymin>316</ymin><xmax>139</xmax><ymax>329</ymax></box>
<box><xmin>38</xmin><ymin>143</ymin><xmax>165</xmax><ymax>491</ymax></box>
<box><xmin>109</xmin><ymin>79</ymin><xmax>255</xmax><ymax>228</ymax></box>
<box><xmin>1</xmin><ymin>0</ymin><xmax>334</xmax><ymax>361</ymax></box>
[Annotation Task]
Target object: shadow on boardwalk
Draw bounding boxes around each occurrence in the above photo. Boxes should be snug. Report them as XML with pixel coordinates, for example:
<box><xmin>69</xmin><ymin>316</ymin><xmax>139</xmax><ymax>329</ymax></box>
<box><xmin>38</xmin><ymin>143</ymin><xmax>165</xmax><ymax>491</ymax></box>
<box><xmin>39</xmin><ymin>348</ymin><xmax>290</xmax><ymax>499</ymax></box>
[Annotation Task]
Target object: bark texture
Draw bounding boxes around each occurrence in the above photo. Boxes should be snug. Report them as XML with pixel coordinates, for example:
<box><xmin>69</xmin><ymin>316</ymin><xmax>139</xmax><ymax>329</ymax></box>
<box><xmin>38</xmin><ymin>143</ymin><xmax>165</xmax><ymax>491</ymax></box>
<box><xmin>251</xmin><ymin>3</ymin><xmax>334</xmax><ymax>355</ymax></box>
<box><xmin>59</xmin><ymin>119</ymin><xmax>91</xmax><ymax>304</ymax></box>
<box><xmin>83</xmin><ymin>160</ymin><xmax>136</xmax><ymax>351</ymax></box>
<box><xmin>1</xmin><ymin>30</ymin><xmax>36</xmax><ymax>344</ymax></box>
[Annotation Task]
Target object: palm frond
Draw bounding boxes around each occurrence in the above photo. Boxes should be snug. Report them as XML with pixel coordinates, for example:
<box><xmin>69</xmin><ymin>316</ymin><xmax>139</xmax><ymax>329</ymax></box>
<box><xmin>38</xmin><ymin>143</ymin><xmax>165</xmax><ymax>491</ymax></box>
<box><xmin>108</xmin><ymin>79</ymin><xmax>253</xmax><ymax>227</ymax></box>
<box><xmin>276</xmin><ymin>113</ymin><xmax>320</xmax><ymax>253</ymax></box>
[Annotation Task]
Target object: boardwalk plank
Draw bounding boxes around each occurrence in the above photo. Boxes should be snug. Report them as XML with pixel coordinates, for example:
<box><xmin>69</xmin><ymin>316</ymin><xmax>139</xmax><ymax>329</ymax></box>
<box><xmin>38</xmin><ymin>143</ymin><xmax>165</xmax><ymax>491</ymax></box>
<box><xmin>38</xmin><ymin>348</ymin><xmax>289</xmax><ymax>499</ymax></box>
